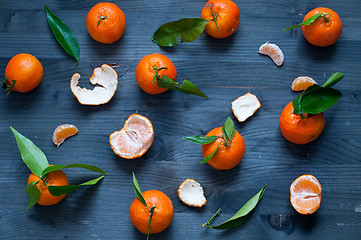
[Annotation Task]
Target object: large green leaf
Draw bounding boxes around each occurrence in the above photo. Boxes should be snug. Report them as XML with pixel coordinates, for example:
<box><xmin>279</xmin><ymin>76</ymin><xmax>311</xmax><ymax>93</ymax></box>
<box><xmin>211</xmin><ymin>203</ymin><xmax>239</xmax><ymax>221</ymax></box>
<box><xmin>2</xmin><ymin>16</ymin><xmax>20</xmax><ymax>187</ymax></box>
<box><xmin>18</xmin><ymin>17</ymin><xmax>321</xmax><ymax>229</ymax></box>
<box><xmin>48</xmin><ymin>175</ymin><xmax>105</xmax><ymax>196</ymax></box>
<box><xmin>45</xmin><ymin>5</ymin><xmax>79</xmax><ymax>65</ymax></box>
<box><xmin>293</xmin><ymin>86</ymin><xmax>342</xmax><ymax>114</ymax></box>
<box><xmin>26</xmin><ymin>181</ymin><xmax>40</xmax><ymax>210</ymax></box>
<box><xmin>10</xmin><ymin>127</ymin><xmax>49</xmax><ymax>177</ymax></box>
<box><xmin>207</xmin><ymin>185</ymin><xmax>268</xmax><ymax>229</ymax></box>
<box><xmin>42</xmin><ymin>164</ymin><xmax>107</xmax><ymax>176</ymax></box>
<box><xmin>157</xmin><ymin>75</ymin><xmax>209</xmax><ymax>99</ymax></box>
<box><xmin>152</xmin><ymin>18</ymin><xmax>208</xmax><ymax>47</ymax></box>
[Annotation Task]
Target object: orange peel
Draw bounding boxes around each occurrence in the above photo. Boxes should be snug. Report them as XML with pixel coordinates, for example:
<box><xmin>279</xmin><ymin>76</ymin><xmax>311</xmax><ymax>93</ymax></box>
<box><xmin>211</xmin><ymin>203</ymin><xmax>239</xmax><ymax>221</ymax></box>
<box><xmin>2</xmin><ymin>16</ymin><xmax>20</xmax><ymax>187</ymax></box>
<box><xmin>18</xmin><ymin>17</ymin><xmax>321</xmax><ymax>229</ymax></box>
<box><xmin>231</xmin><ymin>92</ymin><xmax>261</xmax><ymax>122</ymax></box>
<box><xmin>109</xmin><ymin>114</ymin><xmax>154</xmax><ymax>159</ymax></box>
<box><xmin>178</xmin><ymin>179</ymin><xmax>207</xmax><ymax>207</ymax></box>
<box><xmin>70</xmin><ymin>64</ymin><xmax>118</xmax><ymax>105</ymax></box>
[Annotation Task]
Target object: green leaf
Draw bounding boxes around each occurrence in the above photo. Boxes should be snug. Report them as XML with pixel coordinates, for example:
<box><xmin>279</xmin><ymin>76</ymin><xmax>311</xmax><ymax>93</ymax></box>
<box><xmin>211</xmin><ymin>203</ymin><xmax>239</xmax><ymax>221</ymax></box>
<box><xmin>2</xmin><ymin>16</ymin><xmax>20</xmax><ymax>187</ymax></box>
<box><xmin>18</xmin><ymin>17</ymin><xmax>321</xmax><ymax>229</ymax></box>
<box><xmin>200</xmin><ymin>142</ymin><xmax>221</xmax><ymax>164</ymax></box>
<box><xmin>157</xmin><ymin>75</ymin><xmax>209</xmax><ymax>99</ymax></box>
<box><xmin>292</xmin><ymin>84</ymin><xmax>320</xmax><ymax>108</ymax></box>
<box><xmin>48</xmin><ymin>175</ymin><xmax>105</xmax><ymax>196</ymax></box>
<box><xmin>293</xmin><ymin>86</ymin><xmax>342</xmax><ymax>114</ymax></box>
<box><xmin>222</xmin><ymin>117</ymin><xmax>235</xmax><ymax>143</ymax></box>
<box><xmin>45</xmin><ymin>5</ymin><xmax>79</xmax><ymax>66</ymax></box>
<box><xmin>322</xmin><ymin>72</ymin><xmax>345</xmax><ymax>88</ymax></box>
<box><xmin>152</xmin><ymin>18</ymin><xmax>208</xmax><ymax>47</ymax></box>
<box><xmin>10</xmin><ymin>127</ymin><xmax>49</xmax><ymax>177</ymax></box>
<box><xmin>26</xmin><ymin>181</ymin><xmax>40</xmax><ymax>210</ymax></box>
<box><xmin>183</xmin><ymin>135</ymin><xmax>219</xmax><ymax>145</ymax></box>
<box><xmin>283</xmin><ymin>13</ymin><xmax>327</xmax><ymax>31</ymax></box>
<box><xmin>132</xmin><ymin>172</ymin><xmax>148</xmax><ymax>208</ymax></box>
<box><xmin>42</xmin><ymin>164</ymin><xmax>107</xmax><ymax>177</ymax></box>
<box><xmin>2</xmin><ymin>78</ymin><xmax>16</xmax><ymax>95</ymax></box>
<box><xmin>207</xmin><ymin>185</ymin><xmax>268</xmax><ymax>229</ymax></box>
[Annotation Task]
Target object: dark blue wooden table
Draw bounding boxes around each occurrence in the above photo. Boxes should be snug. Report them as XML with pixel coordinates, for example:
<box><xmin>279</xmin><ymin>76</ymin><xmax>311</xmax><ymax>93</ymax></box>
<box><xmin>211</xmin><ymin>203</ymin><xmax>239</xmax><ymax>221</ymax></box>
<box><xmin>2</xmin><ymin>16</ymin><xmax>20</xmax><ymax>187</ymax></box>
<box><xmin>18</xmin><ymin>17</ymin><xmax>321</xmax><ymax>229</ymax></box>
<box><xmin>1</xmin><ymin>0</ymin><xmax>361</xmax><ymax>239</ymax></box>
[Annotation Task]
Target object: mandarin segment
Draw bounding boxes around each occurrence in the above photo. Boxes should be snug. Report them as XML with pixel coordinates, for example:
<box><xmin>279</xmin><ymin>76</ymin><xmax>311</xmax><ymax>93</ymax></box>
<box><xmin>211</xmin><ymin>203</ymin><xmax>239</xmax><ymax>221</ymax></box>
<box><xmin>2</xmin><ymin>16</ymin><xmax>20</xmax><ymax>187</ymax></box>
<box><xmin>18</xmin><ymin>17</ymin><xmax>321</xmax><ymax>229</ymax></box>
<box><xmin>291</xmin><ymin>76</ymin><xmax>317</xmax><ymax>91</ymax></box>
<box><xmin>290</xmin><ymin>174</ymin><xmax>322</xmax><ymax>215</ymax></box>
<box><xmin>259</xmin><ymin>42</ymin><xmax>284</xmax><ymax>66</ymax></box>
<box><xmin>52</xmin><ymin>124</ymin><xmax>78</xmax><ymax>147</ymax></box>
<box><xmin>129</xmin><ymin>190</ymin><xmax>174</xmax><ymax>235</ymax></box>
<box><xmin>109</xmin><ymin>114</ymin><xmax>154</xmax><ymax>159</ymax></box>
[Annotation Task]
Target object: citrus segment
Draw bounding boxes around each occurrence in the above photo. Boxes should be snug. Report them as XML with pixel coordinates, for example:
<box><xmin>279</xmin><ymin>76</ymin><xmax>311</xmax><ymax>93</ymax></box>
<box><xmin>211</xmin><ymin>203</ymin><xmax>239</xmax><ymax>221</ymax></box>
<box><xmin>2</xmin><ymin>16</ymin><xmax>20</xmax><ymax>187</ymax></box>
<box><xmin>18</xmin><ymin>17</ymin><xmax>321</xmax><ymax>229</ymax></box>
<box><xmin>178</xmin><ymin>179</ymin><xmax>207</xmax><ymax>207</ymax></box>
<box><xmin>259</xmin><ymin>42</ymin><xmax>284</xmax><ymax>66</ymax></box>
<box><xmin>109</xmin><ymin>114</ymin><xmax>154</xmax><ymax>159</ymax></box>
<box><xmin>290</xmin><ymin>174</ymin><xmax>322</xmax><ymax>215</ymax></box>
<box><xmin>291</xmin><ymin>76</ymin><xmax>317</xmax><ymax>91</ymax></box>
<box><xmin>52</xmin><ymin>124</ymin><xmax>78</xmax><ymax>147</ymax></box>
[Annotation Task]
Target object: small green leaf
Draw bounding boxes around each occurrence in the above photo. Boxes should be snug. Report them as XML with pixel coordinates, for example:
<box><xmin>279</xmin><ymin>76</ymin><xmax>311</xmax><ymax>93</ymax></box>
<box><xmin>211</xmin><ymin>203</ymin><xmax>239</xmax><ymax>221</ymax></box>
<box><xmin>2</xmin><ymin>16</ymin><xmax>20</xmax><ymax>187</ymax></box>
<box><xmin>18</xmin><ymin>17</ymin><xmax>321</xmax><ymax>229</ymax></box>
<box><xmin>183</xmin><ymin>135</ymin><xmax>219</xmax><ymax>145</ymax></box>
<box><xmin>293</xmin><ymin>86</ymin><xmax>342</xmax><ymax>114</ymax></box>
<box><xmin>223</xmin><ymin>117</ymin><xmax>235</xmax><ymax>143</ymax></box>
<box><xmin>283</xmin><ymin>13</ymin><xmax>328</xmax><ymax>31</ymax></box>
<box><xmin>132</xmin><ymin>172</ymin><xmax>148</xmax><ymax>208</ymax></box>
<box><xmin>45</xmin><ymin>5</ymin><xmax>79</xmax><ymax>66</ymax></box>
<box><xmin>10</xmin><ymin>127</ymin><xmax>49</xmax><ymax>177</ymax></box>
<box><xmin>152</xmin><ymin>18</ymin><xmax>208</xmax><ymax>47</ymax></box>
<box><xmin>157</xmin><ymin>75</ymin><xmax>209</xmax><ymax>99</ymax></box>
<box><xmin>322</xmin><ymin>72</ymin><xmax>345</xmax><ymax>88</ymax></box>
<box><xmin>42</xmin><ymin>164</ymin><xmax>107</xmax><ymax>177</ymax></box>
<box><xmin>26</xmin><ymin>181</ymin><xmax>40</xmax><ymax>210</ymax></box>
<box><xmin>2</xmin><ymin>78</ymin><xmax>16</xmax><ymax>95</ymax></box>
<box><xmin>48</xmin><ymin>175</ymin><xmax>105</xmax><ymax>196</ymax></box>
<box><xmin>207</xmin><ymin>185</ymin><xmax>268</xmax><ymax>229</ymax></box>
<box><xmin>200</xmin><ymin>142</ymin><xmax>221</xmax><ymax>164</ymax></box>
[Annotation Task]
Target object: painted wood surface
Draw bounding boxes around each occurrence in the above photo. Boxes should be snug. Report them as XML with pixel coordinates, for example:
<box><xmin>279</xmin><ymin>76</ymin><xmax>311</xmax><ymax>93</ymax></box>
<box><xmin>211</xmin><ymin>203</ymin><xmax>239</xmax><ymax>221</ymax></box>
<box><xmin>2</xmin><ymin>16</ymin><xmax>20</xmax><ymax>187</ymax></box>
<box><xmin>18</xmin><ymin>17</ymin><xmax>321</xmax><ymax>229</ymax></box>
<box><xmin>0</xmin><ymin>0</ymin><xmax>361</xmax><ymax>239</ymax></box>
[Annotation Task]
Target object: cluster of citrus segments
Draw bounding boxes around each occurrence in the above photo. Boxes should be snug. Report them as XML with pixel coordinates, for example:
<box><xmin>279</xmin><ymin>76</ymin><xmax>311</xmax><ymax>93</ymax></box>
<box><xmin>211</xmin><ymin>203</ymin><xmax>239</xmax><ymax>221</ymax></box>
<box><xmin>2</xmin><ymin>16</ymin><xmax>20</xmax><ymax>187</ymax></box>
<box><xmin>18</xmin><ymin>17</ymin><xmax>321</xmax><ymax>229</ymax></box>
<box><xmin>3</xmin><ymin>0</ymin><xmax>348</xmax><ymax>238</ymax></box>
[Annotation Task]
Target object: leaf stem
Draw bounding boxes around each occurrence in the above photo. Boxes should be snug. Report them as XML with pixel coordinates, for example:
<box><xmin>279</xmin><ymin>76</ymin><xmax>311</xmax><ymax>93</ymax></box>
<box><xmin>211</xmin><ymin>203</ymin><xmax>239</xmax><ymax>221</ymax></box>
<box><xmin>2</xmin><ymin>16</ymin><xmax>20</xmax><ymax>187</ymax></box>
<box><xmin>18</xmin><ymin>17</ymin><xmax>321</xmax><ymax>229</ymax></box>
<box><xmin>152</xmin><ymin>66</ymin><xmax>168</xmax><ymax>83</ymax></box>
<box><xmin>202</xmin><ymin>208</ymin><xmax>221</xmax><ymax>228</ymax></box>
<box><xmin>208</xmin><ymin>4</ymin><xmax>219</xmax><ymax>31</ymax></box>
<box><xmin>97</xmin><ymin>16</ymin><xmax>107</xmax><ymax>27</ymax></box>
<box><xmin>2</xmin><ymin>78</ymin><xmax>16</xmax><ymax>95</ymax></box>
<box><xmin>322</xmin><ymin>13</ymin><xmax>331</xmax><ymax>23</ymax></box>
<box><xmin>147</xmin><ymin>205</ymin><xmax>156</xmax><ymax>240</ymax></box>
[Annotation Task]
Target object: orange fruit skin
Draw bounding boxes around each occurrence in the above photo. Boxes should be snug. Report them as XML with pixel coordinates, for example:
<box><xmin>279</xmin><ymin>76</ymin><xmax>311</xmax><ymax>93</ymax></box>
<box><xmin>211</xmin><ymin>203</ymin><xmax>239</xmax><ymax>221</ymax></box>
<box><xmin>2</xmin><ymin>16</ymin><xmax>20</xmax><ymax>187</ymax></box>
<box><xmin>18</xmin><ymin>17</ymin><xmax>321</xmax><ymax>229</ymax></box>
<box><xmin>5</xmin><ymin>53</ymin><xmax>43</xmax><ymax>93</ymax></box>
<box><xmin>201</xmin><ymin>0</ymin><xmax>240</xmax><ymax>39</ymax></box>
<box><xmin>86</xmin><ymin>2</ymin><xmax>126</xmax><ymax>44</ymax></box>
<box><xmin>290</xmin><ymin>174</ymin><xmax>322</xmax><ymax>215</ymax></box>
<box><xmin>27</xmin><ymin>168</ymin><xmax>69</xmax><ymax>206</ymax></box>
<box><xmin>279</xmin><ymin>102</ymin><xmax>325</xmax><ymax>145</ymax></box>
<box><xmin>302</xmin><ymin>7</ymin><xmax>342</xmax><ymax>47</ymax></box>
<box><xmin>129</xmin><ymin>190</ymin><xmax>174</xmax><ymax>235</ymax></box>
<box><xmin>135</xmin><ymin>53</ymin><xmax>177</xmax><ymax>95</ymax></box>
<box><xmin>202</xmin><ymin>127</ymin><xmax>245</xmax><ymax>170</ymax></box>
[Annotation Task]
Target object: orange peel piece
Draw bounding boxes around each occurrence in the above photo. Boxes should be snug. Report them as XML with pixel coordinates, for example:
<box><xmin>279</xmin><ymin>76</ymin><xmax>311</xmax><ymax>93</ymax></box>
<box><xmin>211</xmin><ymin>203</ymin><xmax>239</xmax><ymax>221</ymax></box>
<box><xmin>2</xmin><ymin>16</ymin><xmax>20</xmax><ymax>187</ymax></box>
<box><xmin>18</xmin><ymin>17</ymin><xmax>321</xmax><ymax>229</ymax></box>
<box><xmin>259</xmin><ymin>42</ymin><xmax>284</xmax><ymax>66</ymax></box>
<box><xmin>291</xmin><ymin>76</ymin><xmax>317</xmax><ymax>91</ymax></box>
<box><xmin>70</xmin><ymin>64</ymin><xmax>118</xmax><ymax>105</ymax></box>
<box><xmin>231</xmin><ymin>92</ymin><xmax>261</xmax><ymax>122</ymax></box>
<box><xmin>178</xmin><ymin>179</ymin><xmax>207</xmax><ymax>207</ymax></box>
<box><xmin>109</xmin><ymin>114</ymin><xmax>154</xmax><ymax>159</ymax></box>
<box><xmin>52</xmin><ymin>124</ymin><xmax>78</xmax><ymax>147</ymax></box>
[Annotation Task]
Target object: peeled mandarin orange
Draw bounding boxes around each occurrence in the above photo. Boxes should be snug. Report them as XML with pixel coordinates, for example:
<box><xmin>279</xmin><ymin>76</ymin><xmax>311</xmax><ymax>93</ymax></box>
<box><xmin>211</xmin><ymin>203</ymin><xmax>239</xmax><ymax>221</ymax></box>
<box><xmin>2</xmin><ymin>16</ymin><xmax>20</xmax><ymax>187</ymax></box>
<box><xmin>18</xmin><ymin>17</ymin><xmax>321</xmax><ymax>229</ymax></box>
<box><xmin>52</xmin><ymin>124</ymin><xmax>78</xmax><ymax>147</ymax></box>
<box><xmin>109</xmin><ymin>114</ymin><xmax>154</xmax><ymax>159</ymax></box>
<box><xmin>290</xmin><ymin>174</ymin><xmax>322</xmax><ymax>215</ymax></box>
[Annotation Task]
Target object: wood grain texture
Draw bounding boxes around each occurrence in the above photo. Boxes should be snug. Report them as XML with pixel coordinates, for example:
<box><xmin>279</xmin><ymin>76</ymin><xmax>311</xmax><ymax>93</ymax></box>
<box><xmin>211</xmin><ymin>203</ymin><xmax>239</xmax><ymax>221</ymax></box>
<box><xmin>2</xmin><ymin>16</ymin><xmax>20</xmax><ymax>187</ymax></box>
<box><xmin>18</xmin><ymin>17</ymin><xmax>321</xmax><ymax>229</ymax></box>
<box><xmin>1</xmin><ymin>0</ymin><xmax>361</xmax><ymax>239</ymax></box>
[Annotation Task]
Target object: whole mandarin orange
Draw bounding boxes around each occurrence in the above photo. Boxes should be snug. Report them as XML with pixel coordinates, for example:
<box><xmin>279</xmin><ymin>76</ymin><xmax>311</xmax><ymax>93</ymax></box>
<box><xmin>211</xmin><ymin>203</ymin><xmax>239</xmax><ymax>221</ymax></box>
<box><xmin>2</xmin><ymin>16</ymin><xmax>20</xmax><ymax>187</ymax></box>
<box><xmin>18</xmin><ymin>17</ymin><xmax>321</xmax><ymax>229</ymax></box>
<box><xmin>279</xmin><ymin>102</ymin><xmax>325</xmax><ymax>145</ymax></box>
<box><xmin>4</xmin><ymin>53</ymin><xmax>43</xmax><ymax>93</ymax></box>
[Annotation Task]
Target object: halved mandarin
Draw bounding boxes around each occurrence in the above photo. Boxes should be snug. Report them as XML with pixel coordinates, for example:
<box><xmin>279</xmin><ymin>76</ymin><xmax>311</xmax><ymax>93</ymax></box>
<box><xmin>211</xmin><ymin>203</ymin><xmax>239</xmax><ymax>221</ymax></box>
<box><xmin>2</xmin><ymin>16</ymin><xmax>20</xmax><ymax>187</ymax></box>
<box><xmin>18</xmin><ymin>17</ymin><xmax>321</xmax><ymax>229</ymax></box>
<box><xmin>290</xmin><ymin>174</ymin><xmax>322</xmax><ymax>215</ymax></box>
<box><xmin>52</xmin><ymin>124</ymin><xmax>78</xmax><ymax>147</ymax></box>
<box><xmin>109</xmin><ymin>114</ymin><xmax>154</xmax><ymax>159</ymax></box>
<box><xmin>291</xmin><ymin>76</ymin><xmax>317</xmax><ymax>91</ymax></box>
